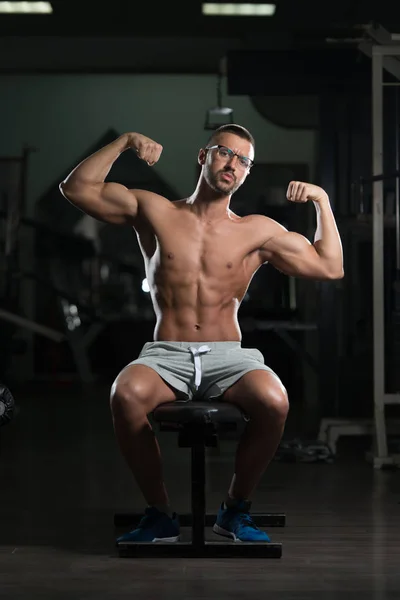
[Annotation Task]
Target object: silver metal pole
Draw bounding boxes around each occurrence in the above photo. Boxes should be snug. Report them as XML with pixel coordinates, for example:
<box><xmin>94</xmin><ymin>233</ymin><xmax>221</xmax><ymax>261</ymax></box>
<box><xmin>372</xmin><ymin>49</ymin><xmax>389</xmax><ymax>459</ymax></box>
<box><xmin>374</xmin><ymin>45</ymin><xmax>400</xmax><ymax>55</ymax></box>
<box><xmin>0</xmin><ymin>307</ymin><xmax>65</xmax><ymax>343</ymax></box>
<box><xmin>395</xmin><ymin>88</ymin><xmax>400</xmax><ymax>272</ymax></box>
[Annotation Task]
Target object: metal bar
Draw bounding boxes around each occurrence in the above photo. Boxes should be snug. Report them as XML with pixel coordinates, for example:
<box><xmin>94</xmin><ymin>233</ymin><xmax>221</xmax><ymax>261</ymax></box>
<box><xmin>20</xmin><ymin>148</ymin><xmax>29</xmax><ymax>219</ymax></box>
<box><xmin>81</xmin><ymin>322</ymin><xmax>104</xmax><ymax>350</ymax></box>
<box><xmin>0</xmin><ymin>307</ymin><xmax>65</xmax><ymax>342</ymax></box>
<box><xmin>17</xmin><ymin>270</ymin><xmax>98</xmax><ymax>319</ymax></box>
<box><xmin>396</xmin><ymin>87</ymin><xmax>400</xmax><ymax>272</ymax></box>
<box><xmin>18</xmin><ymin>146</ymin><xmax>34</xmax><ymax>380</ymax></box>
<box><xmin>383</xmin><ymin>394</ymin><xmax>400</xmax><ymax>404</ymax></box>
<box><xmin>273</xmin><ymin>328</ymin><xmax>319</xmax><ymax>373</ymax></box>
<box><xmin>359</xmin><ymin>42</ymin><xmax>400</xmax><ymax>80</ymax></box>
<box><xmin>365</xmin><ymin>23</ymin><xmax>393</xmax><ymax>45</ymax></box>
<box><xmin>114</xmin><ymin>512</ymin><xmax>286</xmax><ymax>528</ymax></box>
<box><xmin>314</xmin><ymin>94</ymin><xmax>340</xmax><ymax>418</ymax></box>
<box><xmin>241</xmin><ymin>318</ymin><xmax>317</xmax><ymax>331</ymax></box>
<box><xmin>0</xmin><ymin>157</ymin><xmax>26</xmax><ymax>163</ymax></box>
<box><xmin>64</xmin><ymin>331</ymin><xmax>95</xmax><ymax>384</ymax></box>
<box><xmin>373</xmin><ymin>46</ymin><xmax>400</xmax><ymax>56</ymax></box>
<box><xmin>360</xmin><ymin>171</ymin><xmax>400</xmax><ymax>184</ymax></box>
<box><xmin>372</xmin><ymin>51</ymin><xmax>389</xmax><ymax>460</ymax></box>
<box><xmin>191</xmin><ymin>442</ymin><xmax>206</xmax><ymax>547</ymax></box>
<box><xmin>359</xmin><ymin>179</ymin><xmax>365</xmax><ymax>213</ymax></box>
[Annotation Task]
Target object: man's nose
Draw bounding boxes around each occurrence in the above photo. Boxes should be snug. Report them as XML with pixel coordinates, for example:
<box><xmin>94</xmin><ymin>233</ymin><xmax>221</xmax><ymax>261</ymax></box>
<box><xmin>225</xmin><ymin>155</ymin><xmax>238</xmax><ymax>168</ymax></box>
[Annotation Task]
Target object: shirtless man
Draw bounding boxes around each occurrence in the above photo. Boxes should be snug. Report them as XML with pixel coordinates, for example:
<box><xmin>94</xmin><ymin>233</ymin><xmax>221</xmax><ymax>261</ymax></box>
<box><xmin>60</xmin><ymin>124</ymin><xmax>343</xmax><ymax>544</ymax></box>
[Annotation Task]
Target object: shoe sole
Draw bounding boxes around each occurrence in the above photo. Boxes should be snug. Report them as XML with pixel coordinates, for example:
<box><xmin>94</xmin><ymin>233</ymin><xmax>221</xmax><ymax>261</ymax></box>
<box><xmin>213</xmin><ymin>524</ymin><xmax>270</xmax><ymax>543</ymax></box>
<box><xmin>212</xmin><ymin>524</ymin><xmax>240</xmax><ymax>542</ymax></box>
<box><xmin>152</xmin><ymin>535</ymin><xmax>180</xmax><ymax>542</ymax></box>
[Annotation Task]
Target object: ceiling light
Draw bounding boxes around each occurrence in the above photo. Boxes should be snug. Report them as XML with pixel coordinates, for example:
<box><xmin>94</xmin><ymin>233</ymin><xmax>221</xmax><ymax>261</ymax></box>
<box><xmin>202</xmin><ymin>3</ymin><xmax>276</xmax><ymax>17</ymax></box>
<box><xmin>204</xmin><ymin>64</ymin><xmax>234</xmax><ymax>130</ymax></box>
<box><xmin>0</xmin><ymin>2</ymin><xmax>53</xmax><ymax>13</ymax></box>
<box><xmin>204</xmin><ymin>107</ymin><xmax>234</xmax><ymax>130</ymax></box>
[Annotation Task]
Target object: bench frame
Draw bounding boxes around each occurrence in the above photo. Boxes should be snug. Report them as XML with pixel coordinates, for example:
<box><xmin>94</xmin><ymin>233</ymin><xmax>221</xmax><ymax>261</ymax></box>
<box><xmin>115</xmin><ymin>411</ymin><xmax>285</xmax><ymax>558</ymax></box>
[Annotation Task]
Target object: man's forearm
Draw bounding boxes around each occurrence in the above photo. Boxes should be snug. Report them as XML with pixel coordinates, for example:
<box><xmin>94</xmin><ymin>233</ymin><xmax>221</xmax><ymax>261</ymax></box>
<box><xmin>313</xmin><ymin>197</ymin><xmax>344</xmax><ymax>277</ymax></box>
<box><xmin>62</xmin><ymin>134</ymin><xmax>130</xmax><ymax>188</ymax></box>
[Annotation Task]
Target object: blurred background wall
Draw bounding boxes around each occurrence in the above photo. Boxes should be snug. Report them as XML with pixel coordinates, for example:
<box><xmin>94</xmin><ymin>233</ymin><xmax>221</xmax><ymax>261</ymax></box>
<box><xmin>1</xmin><ymin>3</ymin><xmax>400</xmax><ymax>450</ymax></box>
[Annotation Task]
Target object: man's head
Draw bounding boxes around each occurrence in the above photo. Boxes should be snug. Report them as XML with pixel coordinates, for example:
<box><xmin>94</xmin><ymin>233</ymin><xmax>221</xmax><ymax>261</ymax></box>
<box><xmin>198</xmin><ymin>124</ymin><xmax>255</xmax><ymax>196</ymax></box>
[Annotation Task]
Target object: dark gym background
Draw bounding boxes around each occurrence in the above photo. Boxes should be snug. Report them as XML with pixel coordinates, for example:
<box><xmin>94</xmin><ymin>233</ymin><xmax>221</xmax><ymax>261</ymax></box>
<box><xmin>1</xmin><ymin>2</ymin><xmax>400</xmax><ymax>599</ymax></box>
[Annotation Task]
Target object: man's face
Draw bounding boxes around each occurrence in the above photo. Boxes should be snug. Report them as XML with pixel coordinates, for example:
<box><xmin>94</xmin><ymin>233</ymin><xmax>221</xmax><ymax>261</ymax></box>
<box><xmin>201</xmin><ymin>133</ymin><xmax>254</xmax><ymax>195</ymax></box>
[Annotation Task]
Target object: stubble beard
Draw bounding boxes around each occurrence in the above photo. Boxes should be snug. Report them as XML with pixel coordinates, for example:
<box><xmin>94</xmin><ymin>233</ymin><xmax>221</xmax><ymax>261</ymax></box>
<box><xmin>206</xmin><ymin>168</ymin><xmax>240</xmax><ymax>196</ymax></box>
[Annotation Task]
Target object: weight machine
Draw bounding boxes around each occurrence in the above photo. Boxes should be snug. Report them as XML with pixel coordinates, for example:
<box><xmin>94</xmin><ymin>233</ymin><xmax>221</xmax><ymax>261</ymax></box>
<box><xmin>318</xmin><ymin>25</ymin><xmax>400</xmax><ymax>467</ymax></box>
<box><xmin>0</xmin><ymin>150</ymin><xmax>102</xmax><ymax>383</ymax></box>
<box><xmin>370</xmin><ymin>35</ymin><xmax>400</xmax><ymax>467</ymax></box>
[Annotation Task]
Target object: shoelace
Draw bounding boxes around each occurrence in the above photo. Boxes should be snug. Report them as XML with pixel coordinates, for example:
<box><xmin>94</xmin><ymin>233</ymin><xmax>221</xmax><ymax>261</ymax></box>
<box><xmin>236</xmin><ymin>512</ymin><xmax>258</xmax><ymax>530</ymax></box>
<box><xmin>138</xmin><ymin>509</ymin><xmax>159</xmax><ymax>529</ymax></box>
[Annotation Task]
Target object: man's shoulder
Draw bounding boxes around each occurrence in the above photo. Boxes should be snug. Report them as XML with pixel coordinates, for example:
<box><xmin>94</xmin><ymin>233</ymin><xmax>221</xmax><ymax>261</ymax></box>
<box><xmin>238</xmin><ymin>214</ymin><xmax>289</xmax><ymax>254</ymax></box>
<box><xmin>130</xmin><ymin>190</ymin><xmax>183</xmax><ymax>219</ymax></box>
<box><xmin>240</xmin><ymin>213</ymin><xmax>284</xmax><ymax>232</ymax></box>
<box><xmin>129</xmin><ymin>189</ymin><xmax>171</xmax><ymax>204</ymax></box>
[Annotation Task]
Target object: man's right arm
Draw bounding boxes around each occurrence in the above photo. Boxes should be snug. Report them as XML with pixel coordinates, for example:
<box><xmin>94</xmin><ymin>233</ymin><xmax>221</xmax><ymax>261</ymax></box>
<box><xmin>59</xmin><ymin>132</ymin><xmax>163</xmax><ymax>225</ymax></box>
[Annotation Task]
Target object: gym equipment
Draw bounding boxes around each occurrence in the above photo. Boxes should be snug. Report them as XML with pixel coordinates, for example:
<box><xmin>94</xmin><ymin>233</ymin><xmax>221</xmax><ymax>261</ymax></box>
<box><xmin>275</xmin><ymin>437</ymin><xmax>334</xmax><ymax>463</ymax></box>
<box><xmin>318</xmin><ymin>417</ymin><xmax>400</xmax><ymax>455</ymax></box>
<box><xmin>353</xmin><ymin>26</ymin><xmax>400</xmax><ymax>467</ymax></box>
<box><xmin>115</xmin><ymin>401</ymin><xmax>285</xmax><ymax>558</ymax></box>
<box><xmin>0</xmin><ymin>148</ymin><xmax>37</xmax><ymax>379</ymax></box>
<box><xmin>0</xmin><ymin>384</ymin><xmax>15</xmax><ymax>427</ymax></box>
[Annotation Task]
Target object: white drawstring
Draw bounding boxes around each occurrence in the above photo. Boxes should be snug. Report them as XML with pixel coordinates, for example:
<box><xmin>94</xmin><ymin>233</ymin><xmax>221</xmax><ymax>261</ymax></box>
<box><xmin>189</xmin><ymin>345</ymin><xmax>211</xmax><ymax>389</ymax></box>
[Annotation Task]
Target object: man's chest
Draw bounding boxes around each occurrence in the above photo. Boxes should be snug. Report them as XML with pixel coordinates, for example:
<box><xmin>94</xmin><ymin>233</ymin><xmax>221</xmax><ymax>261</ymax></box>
<box><xmin>139</xmin><ymin>214</ymin><xmax>262</xmax><ymax>279</ymax></box>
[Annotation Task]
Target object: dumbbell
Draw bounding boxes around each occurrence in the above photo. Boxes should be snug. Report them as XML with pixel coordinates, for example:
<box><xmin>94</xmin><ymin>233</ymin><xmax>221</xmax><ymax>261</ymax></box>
<box><xmin>0</xmin><ymin>384</ymin><xmax>15</xmax><ymax>427</ymax></box>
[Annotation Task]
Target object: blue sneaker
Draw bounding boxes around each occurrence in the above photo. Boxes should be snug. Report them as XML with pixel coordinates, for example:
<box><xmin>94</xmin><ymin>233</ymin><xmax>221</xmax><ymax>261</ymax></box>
<box><xmin>213</xmin><ymin>501</ymin><xmax>271</xmax><ymax>542</ymax></box>
<box><xmin>116</xmin><ymin>507</ymin><xmax>180</xmax><ymax>543</ymax></box>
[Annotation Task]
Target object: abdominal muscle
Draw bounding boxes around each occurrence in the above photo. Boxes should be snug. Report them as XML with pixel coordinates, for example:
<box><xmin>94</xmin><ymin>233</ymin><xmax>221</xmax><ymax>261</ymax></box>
<box><xmin>150</xmin><ymin>277</ymin><xmax>244</xmax><ymax>343</ymax></box>
<box><xmin>136</xmin><ymin>204</ymin><xmax>261</xmax><ymax>343</ymax></box>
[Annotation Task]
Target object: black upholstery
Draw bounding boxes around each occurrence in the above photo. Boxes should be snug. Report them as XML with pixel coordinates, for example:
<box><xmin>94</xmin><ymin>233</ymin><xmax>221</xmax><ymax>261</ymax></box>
<box><xmin>153</xmin><ymin>400</ymin><xmax>249</xmax><ymax>426</ymax></box>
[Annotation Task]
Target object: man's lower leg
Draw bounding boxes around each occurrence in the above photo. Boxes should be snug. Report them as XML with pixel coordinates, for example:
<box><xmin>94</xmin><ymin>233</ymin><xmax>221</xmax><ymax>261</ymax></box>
<box><xmin>113</xmin><ymin>412</ymin><xmax>171</xmax><ymax>512</ymax></box>
<box><xmin>226</xmin><ymin>416</ymin><xmax>286</xmax><ymax>504</ymax></box>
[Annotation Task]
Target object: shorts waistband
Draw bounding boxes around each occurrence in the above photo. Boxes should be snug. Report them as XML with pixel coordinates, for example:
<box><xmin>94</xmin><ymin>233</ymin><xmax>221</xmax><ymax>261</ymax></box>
<box><xmin>144</xmin><ymin>341</ymin><xmax>241</xmax><ymax>351</ymax></box>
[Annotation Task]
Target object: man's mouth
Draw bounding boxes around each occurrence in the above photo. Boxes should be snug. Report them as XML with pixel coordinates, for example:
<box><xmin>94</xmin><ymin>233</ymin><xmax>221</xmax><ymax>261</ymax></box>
<box><xmin>220</xmin><ymin>172</ymin><xmax>234</xmax><ymax>182</ymax></box>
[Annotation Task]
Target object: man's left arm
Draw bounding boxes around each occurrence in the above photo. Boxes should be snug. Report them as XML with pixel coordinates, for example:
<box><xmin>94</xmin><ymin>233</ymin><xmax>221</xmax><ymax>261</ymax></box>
<box><xmin>259</xmin><ymin>182</ymin><xmax>344</xmax><ymax>280</ymax></box>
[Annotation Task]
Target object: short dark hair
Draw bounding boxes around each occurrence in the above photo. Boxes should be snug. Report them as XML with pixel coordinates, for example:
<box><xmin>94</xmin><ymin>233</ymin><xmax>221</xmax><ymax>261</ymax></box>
<box><xmin>207</xmin><ymin>124</ymin><xmax>255</xmax><ymax>150</ymax></box>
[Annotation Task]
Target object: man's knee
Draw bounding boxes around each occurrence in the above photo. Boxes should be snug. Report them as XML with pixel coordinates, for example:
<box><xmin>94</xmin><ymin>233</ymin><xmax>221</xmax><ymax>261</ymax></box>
<box><xmin>252</xmin><ymin>379</ymin><xmax>289</xmax><ymax>422</ymax></box>
<box><xmin>263</xmin><ymin>385</ymin><xmax>289</xmax><ymax>420</ymax></box>
<box><xmin>110</xmin><ymin>377</ymin><xmax>150</xmax><ymax>417</ymax></box>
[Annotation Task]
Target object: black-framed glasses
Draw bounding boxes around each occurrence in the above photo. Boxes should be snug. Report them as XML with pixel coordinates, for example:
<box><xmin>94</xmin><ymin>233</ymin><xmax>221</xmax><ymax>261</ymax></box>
<box><xmin>205</xmin><ymin>145</ymin><xmax>254</xmax><ymax>169</ymax></box>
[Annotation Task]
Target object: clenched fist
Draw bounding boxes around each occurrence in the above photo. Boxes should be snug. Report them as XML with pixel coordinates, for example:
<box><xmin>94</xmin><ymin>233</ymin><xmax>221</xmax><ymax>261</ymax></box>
<box><xmin>286</xmin><ymin>181</ymin><xmax>328</xmax><ymax>204</ymax></box>
<box><xmin>125</xmin><ymin>133</ymin><xmax>163</xmax><ymax>166</ymax></box>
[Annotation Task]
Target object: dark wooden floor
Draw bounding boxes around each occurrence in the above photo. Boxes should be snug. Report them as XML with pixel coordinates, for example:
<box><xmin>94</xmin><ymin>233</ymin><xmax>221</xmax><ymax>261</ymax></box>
<box><xmin>1</xmin><ymin>384</ymin><xmax>400</xmax><ymax>599</ymax></box>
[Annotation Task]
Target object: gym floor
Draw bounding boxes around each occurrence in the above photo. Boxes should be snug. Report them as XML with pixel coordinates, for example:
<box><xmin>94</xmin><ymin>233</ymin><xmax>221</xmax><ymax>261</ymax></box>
<box><xmin>1</xmin><ymin>384</ymin><xmax>400</xmax><ymax>600</ymax></box>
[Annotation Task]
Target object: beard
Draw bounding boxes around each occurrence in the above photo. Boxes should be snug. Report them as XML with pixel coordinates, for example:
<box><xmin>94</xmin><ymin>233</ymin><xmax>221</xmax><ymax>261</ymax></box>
<box><xmin>204</xmin><ymin>167</ymin><xmax>241</xmax><ymax>195</ymax></box>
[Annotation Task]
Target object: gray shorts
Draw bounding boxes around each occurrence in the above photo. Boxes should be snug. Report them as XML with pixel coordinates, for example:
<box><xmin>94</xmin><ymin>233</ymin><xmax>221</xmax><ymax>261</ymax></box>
<box><xmin>127</xmin><ymin>341</ymin><xmax>277</xmax><ymax>401</ymax></box>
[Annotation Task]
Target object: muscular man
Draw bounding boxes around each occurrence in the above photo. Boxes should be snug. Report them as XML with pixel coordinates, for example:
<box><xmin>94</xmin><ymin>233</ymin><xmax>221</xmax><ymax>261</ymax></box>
<box><xmin>60</xmin><ymin>124</ymin><xmax>343</xmax><ymax>544</ymax></box>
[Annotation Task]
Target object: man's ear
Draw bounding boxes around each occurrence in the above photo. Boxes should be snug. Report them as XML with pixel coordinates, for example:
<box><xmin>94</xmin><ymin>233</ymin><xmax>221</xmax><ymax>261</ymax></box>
<box><xmin>198</xmin><ymin>148</ymin><xmax>207</xmax><ymax>166</ymax></box>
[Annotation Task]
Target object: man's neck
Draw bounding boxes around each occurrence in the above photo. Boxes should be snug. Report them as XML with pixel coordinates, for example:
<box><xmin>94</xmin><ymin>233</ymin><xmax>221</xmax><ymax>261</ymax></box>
<box><xmin>186</xmin><ymin>185</ymin><xmax>231</xmax><ymax>221</ymax></box>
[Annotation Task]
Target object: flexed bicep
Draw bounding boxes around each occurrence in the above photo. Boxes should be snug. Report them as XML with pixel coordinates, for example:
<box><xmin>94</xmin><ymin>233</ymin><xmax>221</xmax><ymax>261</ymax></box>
<box><xmin>60</xmin><ymin>180</ymin><xmax>139</xmax><ymax>225</ymax></box>
<box><xmin>260</xmin><ymin>230</ymin><xmax>333</xmax><ymax>279</ymax></box>
<box><xmin>59</xmin><ymin>132</ymin><xmax>164</xmax><ymax>226</ymax></box>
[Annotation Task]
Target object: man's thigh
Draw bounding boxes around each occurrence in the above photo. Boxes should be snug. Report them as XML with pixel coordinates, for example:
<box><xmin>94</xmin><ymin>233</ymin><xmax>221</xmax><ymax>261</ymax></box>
<box><xmin>220</xmin><ymin>369</ymin><xmax>288</xmax><ymax>417</ymax></box>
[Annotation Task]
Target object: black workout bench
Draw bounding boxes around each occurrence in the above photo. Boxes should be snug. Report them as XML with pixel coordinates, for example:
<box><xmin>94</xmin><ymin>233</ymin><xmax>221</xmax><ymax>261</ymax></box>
<box><xmin>114</xmin><ymin>401</ymin><xmax>285</xmax><ymax>558</ymax></box>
